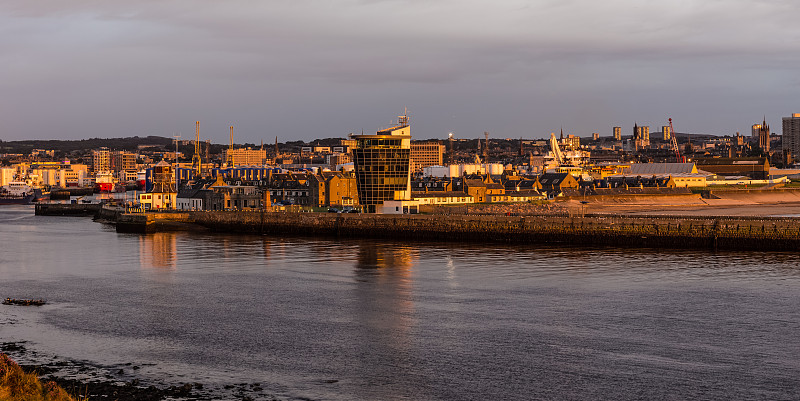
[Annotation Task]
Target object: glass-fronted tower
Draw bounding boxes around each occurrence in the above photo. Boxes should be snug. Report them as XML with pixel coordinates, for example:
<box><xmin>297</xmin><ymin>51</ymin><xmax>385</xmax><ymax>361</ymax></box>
<box><xmin>352</xmin><ymin>113</ymin><xmax>412</xmax><ymax>213</ymax></box>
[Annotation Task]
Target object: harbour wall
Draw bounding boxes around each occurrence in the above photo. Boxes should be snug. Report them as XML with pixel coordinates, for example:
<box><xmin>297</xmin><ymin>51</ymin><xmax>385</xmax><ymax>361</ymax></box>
<box><xmin>116</xmin><ymin>212</ymin><xmax>195</xmax><ymax>234</ymax></box>
<box><xmin>34</xmin><ymin>203</ymin><xmax>101</xmax><ymax>216</ymax></box>
<box><xmin>166</xmin><ymin>211</ymin><xmax>800</xmax><ymax>251</ymax></box>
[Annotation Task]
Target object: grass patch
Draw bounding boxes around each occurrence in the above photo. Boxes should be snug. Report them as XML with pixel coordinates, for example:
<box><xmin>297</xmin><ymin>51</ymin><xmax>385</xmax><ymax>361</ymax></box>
<box><xmin>1</xmin><ymin>354</ymin><xmax>76</xmax><ymax>401</ymax></box>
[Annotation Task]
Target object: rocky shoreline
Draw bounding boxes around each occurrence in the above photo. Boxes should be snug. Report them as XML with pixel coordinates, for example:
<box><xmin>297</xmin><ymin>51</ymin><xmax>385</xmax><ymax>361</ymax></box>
<box><xmin>1</xmin><ymin>342</ymin><xmax>281</xmax><ymax>401</ymax></box>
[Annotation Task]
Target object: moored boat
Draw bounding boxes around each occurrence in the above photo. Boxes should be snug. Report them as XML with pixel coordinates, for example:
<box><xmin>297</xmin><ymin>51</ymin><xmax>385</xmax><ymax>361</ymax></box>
<box><xmin>0</xmin><ymin>182</ymin><xmax>35</xmax><ymax>205</ymax></box>
<box><xmin>94</xmin><ymin>171</ymin><xmax>115</xmax><ymax>193</ymax></box>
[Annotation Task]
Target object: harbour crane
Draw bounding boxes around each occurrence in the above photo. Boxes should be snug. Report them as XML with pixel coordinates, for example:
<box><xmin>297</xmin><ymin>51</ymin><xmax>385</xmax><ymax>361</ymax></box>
<box><xmin>549</xmin><ymin>132</ymin><xmax>565</xmax><ymax>165</ymax></box>
<box><xmin>668</xmin><ymin>118</ymin><xmax>684</xmax><ymax>163</ymax></box>
<box><xmin>192</xmin><ymin>121</ymin><xmax>202</xmax><ymax>178</ymax></box>
<box><xmin>227</xmin><ymin>126</ymin><xmax>235</xmax><ymax>167</ymax></box>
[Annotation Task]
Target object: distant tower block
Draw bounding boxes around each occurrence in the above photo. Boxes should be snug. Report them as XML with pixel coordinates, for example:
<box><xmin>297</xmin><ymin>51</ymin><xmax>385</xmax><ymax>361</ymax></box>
<box><xmin>782</xmin><ymin>113</ymin><xmax>800</xmax><ymax>162</ymax></box>
<box><xmin>662</xmin><ymin>125</ymin><xmax>672</xmax><ymax>141</ymax></box>
<box><xmin>592</xmin><ymin>133</ymin><xmax>600</xmax><ymax>141</ymax></box>
<box><xmin>613</xmin><ymin>126</ymin><xmax>621</xmax><ymax>141</ymax></box>
<box><xmin>641</xmin><ymin>126</ymin><xmax>650</xmax><ymax>146</ymax></box>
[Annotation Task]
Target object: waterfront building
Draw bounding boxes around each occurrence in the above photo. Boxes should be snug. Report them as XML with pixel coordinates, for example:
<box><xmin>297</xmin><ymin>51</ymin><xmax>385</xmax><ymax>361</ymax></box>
<box><xmin>223</xmin><ymin>148</ymin><xmax>268</xmax><ymax>167</ymax></box>
<box><xmin>351</xmin><ymin>113</ymin><xmax>412</xmax><ymax>213</ymax></box>
<box><xmin>627</xmin><ymin>162</ymin><xmax>698</xmax><ymax>175</ymax></box>
<box><xmin>412</xmin><ymin>191</ymin><xmax>475</xmax><ymax>205</ymax></box>
<box><xmin>208</xmin><ymin>182</ymin><xmax>263</xmax><ymax>210</ymax></box>
<box><xmin>139</xmin><ymin>161</ymin><xmax>177</xmax><ymax>210</ymax></box>
<box><xmin>410</xmin><ymin>142</ymin><xmax>445</xmax><ymax>172</ymax></box>
<box><xmin>694</xmin><ymin>157</ymin><xmax>770</xmax><ymax>179</ymax></box>
<box><xmin>267</xmin><ymin>172</ymin><xmax>311</xmax><ymax>206</ymax></box>
<box><xmin>534</xmin><ymin>173</ymin><xmax>580</xmax><ymax>197</ymax></box>
<box><xmin>176</xmin><ymin>188</ymin><xmax>204</xmax><ymax>211</ymax></box>
<box><xmin>782</xmin><ymin>113</ymin><xmax>800</xmax><ymax>164</ymax></box>
<box><xmin>307</xmin><ymin>171</ymin><xmax>359</xmax><ymax>207</ymax></box>
<box><xmin>463</xmin><ymin>175</ymin><xmax>505</xmax><ymax>203</ymax></box>
<box><xmin>488</xmin><ymin>190</ymin><xmax>545</xmax><ymax>203</ymax></box>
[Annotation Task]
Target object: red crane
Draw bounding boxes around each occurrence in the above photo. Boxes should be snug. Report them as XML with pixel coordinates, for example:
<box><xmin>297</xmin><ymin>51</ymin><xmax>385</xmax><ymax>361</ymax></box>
<box><xmin>668</xmin><ymin>118</ymin><xmax>684</xmax><ymax>163</ymax></box>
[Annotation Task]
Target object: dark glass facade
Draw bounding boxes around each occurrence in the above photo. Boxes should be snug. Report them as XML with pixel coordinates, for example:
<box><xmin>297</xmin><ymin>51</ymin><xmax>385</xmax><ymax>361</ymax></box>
<box><xmin>352</xmin><ymin>138</ymin><xmax>411</xmax><ymax>213</ymax></box>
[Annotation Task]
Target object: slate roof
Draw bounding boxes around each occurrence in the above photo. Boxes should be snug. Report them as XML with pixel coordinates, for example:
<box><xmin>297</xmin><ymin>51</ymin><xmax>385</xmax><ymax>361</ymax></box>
<box><xmin>627</xmin><ymin>163</ymin><xmax>696</xmax><ymax>175</ymax></box>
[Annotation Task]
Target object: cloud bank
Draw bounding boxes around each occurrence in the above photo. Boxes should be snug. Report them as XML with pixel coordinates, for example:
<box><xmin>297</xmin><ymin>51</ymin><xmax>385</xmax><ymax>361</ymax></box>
<box><xmin>1</xmin><ymin>0</ymin><xmax>798</xmax><ymax>142</ymax></box>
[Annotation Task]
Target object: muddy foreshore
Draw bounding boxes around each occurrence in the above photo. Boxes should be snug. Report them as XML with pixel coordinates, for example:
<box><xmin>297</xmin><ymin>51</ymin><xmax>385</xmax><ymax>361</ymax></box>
<box><xmin>0</xmin><ymin>341</ymin><xmax>282</xmax><ymax>401</ymax></box>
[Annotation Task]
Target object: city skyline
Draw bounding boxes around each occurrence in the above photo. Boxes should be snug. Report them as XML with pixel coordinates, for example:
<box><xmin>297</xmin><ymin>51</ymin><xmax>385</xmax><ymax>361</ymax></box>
<box><xmin>1</xmin><ymin>1</ymin><xmax>798</xmax><ymax>143</ymax></box>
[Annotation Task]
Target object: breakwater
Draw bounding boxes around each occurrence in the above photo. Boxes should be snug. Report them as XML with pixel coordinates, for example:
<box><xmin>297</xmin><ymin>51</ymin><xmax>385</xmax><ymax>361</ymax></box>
<box><xmin>34</xmin><ymin>203</ymin><xmax>102</xmax><ymax>216</ymax></box>
<box><xmin>117</xmin><ymin>210</ymin><xmax>800</xmax><ymax>251</ymax></box>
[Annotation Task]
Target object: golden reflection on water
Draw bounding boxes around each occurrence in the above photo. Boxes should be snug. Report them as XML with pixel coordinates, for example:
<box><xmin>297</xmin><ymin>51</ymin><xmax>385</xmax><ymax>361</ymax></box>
<box><xmin>139</xmin><ymin>232</ymin><xmax>178</xmax><ymax>269</ymax></box>
<box><xmin>353</xmin><ymin>242</ymin><xmax>418</xmax><ymax>375</ymax></box>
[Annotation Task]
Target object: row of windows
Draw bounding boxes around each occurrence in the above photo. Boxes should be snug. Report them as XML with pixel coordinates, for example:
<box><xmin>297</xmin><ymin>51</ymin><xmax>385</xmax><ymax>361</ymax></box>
<box><xmin>357</xmin><ymin>164</ymin><xmax>409</xmax><ymax>172</ymax></box>
<box><xmin>357</xmin><ymin>177</ymin><xmax>408</xmax><ymax>186</ymax></box>
<box><xmin>357</xmin><ymin>139</ymin><xmax>402</xmax><ymax>148</ymax></box>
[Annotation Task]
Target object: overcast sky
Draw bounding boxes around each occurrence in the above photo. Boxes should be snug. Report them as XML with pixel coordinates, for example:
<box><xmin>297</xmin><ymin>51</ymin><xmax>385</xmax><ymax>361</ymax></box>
<box><xmin>1</xmin><ymin>0</ymin><xmax>798</xmax><ymax>143</ymax></box>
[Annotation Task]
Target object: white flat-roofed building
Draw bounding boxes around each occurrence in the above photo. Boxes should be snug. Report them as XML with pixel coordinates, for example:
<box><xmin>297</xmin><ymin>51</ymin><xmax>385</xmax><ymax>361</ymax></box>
<box><xmin>424</xmin><ymin>163</ymin><xmax>505</xmax><ymax>177</ymax></box>
<box><xmin>412</xmin><ymin>191</ymin><xmax>474</xmax><ymax>205</ymax></box>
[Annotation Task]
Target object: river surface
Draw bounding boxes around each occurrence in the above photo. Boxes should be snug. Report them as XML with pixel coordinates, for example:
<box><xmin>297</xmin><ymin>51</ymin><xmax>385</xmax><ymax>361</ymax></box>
<box><xmin>1</xmin><ymin>205</ymin><xmax>800</xmax><ymax>400</ymax></box>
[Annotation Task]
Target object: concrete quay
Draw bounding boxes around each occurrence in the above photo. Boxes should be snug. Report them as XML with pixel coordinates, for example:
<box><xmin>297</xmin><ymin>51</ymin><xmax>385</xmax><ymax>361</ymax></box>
<box><xmin>115</xmin><ymin>210</ymin><xmax>800</xmax><ymax>251</ymax></box>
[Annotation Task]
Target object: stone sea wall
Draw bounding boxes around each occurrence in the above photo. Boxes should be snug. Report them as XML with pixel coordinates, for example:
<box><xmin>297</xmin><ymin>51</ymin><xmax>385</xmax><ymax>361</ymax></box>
<box><xmin>179</xmin><ymin>211</ymin><xmax>800</xmax><ymax>251</ymax></box>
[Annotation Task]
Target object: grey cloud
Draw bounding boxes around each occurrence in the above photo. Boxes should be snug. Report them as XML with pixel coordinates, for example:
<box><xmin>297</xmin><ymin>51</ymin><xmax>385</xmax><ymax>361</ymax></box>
<box><xmin>1</xmin><ymin>0</ymin><xmax>799</xmax><ymax>141</ymax></box>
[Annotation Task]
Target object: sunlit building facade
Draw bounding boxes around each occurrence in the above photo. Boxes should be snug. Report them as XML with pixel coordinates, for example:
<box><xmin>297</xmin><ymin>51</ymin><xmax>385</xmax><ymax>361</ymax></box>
<box><xmin>410</xmin><ymin>142</ymin><xmax>445</xmax><ymax>172</ymax></box>
<box><xmin>783</xmin><ymin>113</ymin><xmax>800</xmax><ymax>163</ymax></box>
<box><xmin>352</xmin><ymin>114</ymin><xmax>412</xmax><ymax>213</ymax></box>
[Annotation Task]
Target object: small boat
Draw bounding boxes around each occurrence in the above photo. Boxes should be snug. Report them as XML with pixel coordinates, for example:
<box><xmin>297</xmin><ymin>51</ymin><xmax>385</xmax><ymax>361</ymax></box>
<box><xmin>3</xmin><ymin>298</ymin><xmax>47</xmax><ymax>306</ymax></box>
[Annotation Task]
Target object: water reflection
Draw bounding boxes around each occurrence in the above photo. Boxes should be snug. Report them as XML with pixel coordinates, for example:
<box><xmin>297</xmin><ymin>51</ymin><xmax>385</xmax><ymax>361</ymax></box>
<box><xmin>139</xmin><ymin>233</ymin><xmax>178</xmax><ymax>269</ymax></box>
<box><xmin>352</xmin><ymin>242</ymin><xmax>418</xmax><ymax>390</ymax></box>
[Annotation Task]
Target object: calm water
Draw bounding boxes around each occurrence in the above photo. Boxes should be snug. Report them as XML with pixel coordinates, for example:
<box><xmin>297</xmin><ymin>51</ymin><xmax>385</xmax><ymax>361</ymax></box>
<box><xmin>1</xmin><ymin>205</ymin><xmax>800</xmax><ymax>400</ymax></box>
